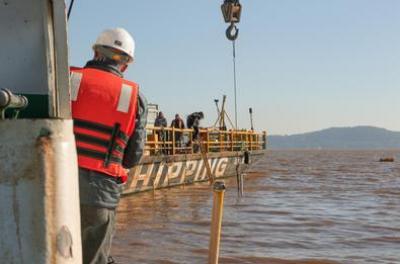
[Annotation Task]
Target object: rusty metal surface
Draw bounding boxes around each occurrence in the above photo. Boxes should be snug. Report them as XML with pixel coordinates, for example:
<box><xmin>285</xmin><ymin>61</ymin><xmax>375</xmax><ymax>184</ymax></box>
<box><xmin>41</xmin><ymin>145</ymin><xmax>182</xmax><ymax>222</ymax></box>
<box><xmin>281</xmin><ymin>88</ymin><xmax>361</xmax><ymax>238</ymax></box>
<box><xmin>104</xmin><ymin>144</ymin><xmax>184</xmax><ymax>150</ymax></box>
<box><xmin>0</xmin><ymin>119</ymin><xmax>81</xmax><ymax>263</ymax></box>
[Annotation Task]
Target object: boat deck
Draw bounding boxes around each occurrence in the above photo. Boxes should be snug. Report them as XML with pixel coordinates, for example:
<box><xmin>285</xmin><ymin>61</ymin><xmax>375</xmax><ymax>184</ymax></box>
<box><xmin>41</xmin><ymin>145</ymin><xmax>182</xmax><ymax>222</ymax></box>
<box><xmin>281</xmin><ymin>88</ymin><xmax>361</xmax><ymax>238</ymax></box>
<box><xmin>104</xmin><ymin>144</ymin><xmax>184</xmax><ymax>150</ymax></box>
<box><xmin>143</xmin><ymin>126</ymin><xmax>267</xmax><ymax>156</ymax></box>
<box><xmin>123</xmin><ymin>127</ymin><xmax>267</xmax><ymax>195</ymax></box>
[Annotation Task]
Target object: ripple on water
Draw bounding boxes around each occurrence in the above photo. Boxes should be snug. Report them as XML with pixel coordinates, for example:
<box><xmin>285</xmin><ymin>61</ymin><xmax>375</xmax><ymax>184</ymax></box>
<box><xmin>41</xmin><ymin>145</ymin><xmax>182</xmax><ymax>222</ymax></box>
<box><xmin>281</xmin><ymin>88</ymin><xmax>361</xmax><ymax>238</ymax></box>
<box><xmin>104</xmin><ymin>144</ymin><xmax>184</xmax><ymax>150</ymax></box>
<box><xmin>113</xmin><ymin>150</ymin><xmax>400</xmax><ymax>264</ymax></box>
<box><xmin>219</xmin><ymin>256</ymin><xmax>342</xmax><ymax>264</ymax></box>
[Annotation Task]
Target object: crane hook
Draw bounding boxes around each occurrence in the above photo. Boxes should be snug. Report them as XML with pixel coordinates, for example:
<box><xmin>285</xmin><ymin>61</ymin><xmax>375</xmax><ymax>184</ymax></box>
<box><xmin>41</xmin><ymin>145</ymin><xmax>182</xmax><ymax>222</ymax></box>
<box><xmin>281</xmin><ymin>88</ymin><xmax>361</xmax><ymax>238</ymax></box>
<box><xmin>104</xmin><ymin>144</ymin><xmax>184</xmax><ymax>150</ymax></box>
<box><xmin>226</xmin><ymin>23</ymin><xmax>239</xmax><ymax>41</ymax></box>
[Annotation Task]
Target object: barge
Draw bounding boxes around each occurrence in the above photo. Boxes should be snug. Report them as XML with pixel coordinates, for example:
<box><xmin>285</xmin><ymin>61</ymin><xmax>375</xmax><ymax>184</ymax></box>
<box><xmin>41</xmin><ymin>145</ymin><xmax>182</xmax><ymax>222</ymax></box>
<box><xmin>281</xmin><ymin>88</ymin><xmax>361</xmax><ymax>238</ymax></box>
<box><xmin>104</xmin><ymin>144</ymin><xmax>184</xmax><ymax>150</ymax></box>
<box><xmin>124</xmin><ymin>126</ymin><xmax>267</xmax><ymax>195</ymax></box>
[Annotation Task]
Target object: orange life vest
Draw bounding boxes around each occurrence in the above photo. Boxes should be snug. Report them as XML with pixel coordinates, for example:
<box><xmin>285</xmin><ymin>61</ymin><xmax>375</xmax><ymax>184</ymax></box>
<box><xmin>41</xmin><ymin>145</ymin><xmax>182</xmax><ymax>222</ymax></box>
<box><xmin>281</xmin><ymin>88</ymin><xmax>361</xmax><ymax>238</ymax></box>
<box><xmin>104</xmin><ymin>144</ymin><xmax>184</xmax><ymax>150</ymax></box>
<box><xmin>70</xmin><ymin>67</ymin><xmax>139</xmax><ymax>182</ymax></box>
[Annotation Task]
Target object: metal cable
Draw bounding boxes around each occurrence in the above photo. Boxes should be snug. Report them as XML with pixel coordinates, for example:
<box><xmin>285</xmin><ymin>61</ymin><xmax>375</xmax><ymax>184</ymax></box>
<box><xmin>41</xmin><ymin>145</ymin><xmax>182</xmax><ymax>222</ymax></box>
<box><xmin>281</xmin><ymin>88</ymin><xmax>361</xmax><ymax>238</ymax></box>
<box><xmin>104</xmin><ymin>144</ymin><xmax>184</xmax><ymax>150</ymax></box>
<box><xmin>232</xmin><ymin>40</ymin><xmax>238</xmax><ymax>130</ymax></box>
<box><xmin>232</xmin><ymin>40</ymin><xmax>243</xmax><ymax>197</ymax></box>
<box><xmin>67</xmin><ymin>0</ymin><xmax>75</xmax><ymax>20</ymax></box>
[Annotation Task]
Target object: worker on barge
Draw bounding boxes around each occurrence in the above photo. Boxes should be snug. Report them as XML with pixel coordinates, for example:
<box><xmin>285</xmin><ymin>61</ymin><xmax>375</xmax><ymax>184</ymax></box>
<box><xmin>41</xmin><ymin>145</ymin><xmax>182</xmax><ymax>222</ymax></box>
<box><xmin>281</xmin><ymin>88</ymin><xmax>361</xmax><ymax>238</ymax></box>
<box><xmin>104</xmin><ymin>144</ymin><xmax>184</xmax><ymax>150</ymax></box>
<box><xmin>171</xmin><ymin>113</ymin><xmax>185</xmax><ymax>148</ymax></box>
<box><xmin>187</xmin><ymin>111</ymin><xmax>204</xmax><ymax>152</ymax></box>
<box><xmin>70</xmin><ymin>28</ymin><xmax>147</xmax><ymax>264</ymax></box>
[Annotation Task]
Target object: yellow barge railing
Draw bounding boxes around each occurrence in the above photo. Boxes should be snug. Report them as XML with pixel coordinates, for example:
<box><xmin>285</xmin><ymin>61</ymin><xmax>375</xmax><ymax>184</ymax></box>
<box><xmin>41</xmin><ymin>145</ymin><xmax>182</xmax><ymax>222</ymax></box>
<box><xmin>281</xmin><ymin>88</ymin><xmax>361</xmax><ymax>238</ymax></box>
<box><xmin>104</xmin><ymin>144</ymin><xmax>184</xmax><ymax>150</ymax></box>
<box><xmin>144</xmin><ymin>126</ymin><xmax>267</xmax><ymax>155</ymax></box>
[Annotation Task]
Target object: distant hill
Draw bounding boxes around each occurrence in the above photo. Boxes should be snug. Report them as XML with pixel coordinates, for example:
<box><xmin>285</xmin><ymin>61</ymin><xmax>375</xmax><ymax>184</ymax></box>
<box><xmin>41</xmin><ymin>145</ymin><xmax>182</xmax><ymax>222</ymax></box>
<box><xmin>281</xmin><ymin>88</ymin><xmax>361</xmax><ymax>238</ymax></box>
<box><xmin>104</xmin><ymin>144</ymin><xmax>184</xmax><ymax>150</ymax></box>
<box><xmin>268</xmin><ymin>126</ymin><xmax>400</xmax><ymax>149</ymax></box>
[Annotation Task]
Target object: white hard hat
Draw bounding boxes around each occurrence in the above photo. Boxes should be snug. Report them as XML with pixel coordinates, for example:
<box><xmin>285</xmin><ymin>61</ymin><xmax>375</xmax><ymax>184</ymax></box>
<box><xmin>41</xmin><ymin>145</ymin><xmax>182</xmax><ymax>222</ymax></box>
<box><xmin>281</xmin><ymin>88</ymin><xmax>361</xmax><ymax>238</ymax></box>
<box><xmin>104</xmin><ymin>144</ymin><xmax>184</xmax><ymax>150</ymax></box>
<box><xmin>93</xmin><ymin>28</ymin><xmax>135</xmax><ymax>62</ymax></box>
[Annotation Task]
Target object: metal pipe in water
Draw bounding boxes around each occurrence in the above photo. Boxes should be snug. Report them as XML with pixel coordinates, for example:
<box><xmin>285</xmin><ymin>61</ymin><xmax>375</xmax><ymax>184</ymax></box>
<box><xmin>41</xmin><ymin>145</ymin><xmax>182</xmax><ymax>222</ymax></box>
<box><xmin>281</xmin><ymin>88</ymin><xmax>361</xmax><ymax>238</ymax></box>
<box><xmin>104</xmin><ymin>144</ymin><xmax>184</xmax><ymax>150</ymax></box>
<box><xmin>208</xmin><ymin>181</ymin><xmax>226</xmax><ymax>264</ymax></box>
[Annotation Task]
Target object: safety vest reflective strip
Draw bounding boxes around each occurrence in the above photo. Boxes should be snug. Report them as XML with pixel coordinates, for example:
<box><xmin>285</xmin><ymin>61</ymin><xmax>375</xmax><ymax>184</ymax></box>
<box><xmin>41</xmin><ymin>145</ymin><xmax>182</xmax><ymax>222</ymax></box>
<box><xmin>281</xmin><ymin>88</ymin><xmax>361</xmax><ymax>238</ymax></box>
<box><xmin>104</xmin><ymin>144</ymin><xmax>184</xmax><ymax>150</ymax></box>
<box><xmin>70</xmin><ymin>67</ymin><xmax>139</xmax><ymax>181</ymax></box>
<box><xmin>117</xmin><ymin>84</ymin><xmax>133</xmax><ymax>113</ymax></box>
<box><xmin>70</xmin><ymin>71</ymin><xmax>82</xmax><ymax>101</ymax></box>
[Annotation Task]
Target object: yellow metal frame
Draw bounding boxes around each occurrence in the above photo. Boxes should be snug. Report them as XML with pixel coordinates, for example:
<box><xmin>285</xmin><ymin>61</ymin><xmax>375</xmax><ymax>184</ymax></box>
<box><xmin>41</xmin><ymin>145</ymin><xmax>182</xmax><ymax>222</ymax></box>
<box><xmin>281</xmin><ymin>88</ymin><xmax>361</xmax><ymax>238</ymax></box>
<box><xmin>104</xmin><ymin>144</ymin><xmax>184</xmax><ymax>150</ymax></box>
<box><xmin>145</xmin><ymin>126</ymin><xmax>267</xmax><ymax>156</ymax></box>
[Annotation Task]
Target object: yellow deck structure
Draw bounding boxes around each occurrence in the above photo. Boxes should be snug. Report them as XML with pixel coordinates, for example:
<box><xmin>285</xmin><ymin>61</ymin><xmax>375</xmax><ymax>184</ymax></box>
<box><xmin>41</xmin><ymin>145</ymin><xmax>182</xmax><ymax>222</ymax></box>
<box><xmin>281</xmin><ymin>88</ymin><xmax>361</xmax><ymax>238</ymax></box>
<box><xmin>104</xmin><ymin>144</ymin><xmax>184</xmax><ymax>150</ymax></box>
<box><xmin>145</xmin><ymin>126</ymin><xmax>267</xmax><ymax>156</ymax></box>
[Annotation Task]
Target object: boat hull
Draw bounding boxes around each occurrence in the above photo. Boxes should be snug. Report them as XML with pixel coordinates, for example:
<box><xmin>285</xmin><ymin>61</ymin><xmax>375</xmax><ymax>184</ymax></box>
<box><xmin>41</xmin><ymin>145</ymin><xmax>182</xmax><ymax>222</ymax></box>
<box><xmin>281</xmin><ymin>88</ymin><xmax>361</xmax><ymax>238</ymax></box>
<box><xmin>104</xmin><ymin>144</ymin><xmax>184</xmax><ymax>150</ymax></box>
<box><xmin>123</xmin><ymin>150</ymin><xmax>265</xmax><ymax>195</ymax></box>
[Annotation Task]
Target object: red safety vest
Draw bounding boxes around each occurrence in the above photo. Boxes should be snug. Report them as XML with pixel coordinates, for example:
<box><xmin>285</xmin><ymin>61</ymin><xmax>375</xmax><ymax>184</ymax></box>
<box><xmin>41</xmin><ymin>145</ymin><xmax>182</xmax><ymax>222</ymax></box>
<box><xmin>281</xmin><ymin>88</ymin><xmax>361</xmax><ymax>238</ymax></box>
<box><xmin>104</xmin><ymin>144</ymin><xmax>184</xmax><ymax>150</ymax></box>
<box><xmin>70</xmin><ymin>67</ymin><xmax>139</xmax><ymax>182</ymax></box>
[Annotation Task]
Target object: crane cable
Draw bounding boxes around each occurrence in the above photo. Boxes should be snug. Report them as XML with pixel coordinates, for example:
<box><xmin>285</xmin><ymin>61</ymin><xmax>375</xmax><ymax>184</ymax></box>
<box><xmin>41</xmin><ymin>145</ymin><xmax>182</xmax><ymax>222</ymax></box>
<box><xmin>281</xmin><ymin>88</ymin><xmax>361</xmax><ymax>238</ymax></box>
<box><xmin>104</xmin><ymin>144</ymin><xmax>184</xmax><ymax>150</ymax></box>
<box><xmin>231</xmin><ymin>40</ymin><xmax>243</xmax><ymax>197</ymax></box>
<box><xmin>232</xmin><ymin>40</ymin><xmax>238</xmax><ymax>131</ymax></box>
<box><xmin>220</xmin><ymin>0</ymin><xmax>243</xmax><ymax>196</ymax></box>
<box><xmin>226</xmin><ymin>27</ymin><xmax>243</xmax><ymax>197</ymax></box>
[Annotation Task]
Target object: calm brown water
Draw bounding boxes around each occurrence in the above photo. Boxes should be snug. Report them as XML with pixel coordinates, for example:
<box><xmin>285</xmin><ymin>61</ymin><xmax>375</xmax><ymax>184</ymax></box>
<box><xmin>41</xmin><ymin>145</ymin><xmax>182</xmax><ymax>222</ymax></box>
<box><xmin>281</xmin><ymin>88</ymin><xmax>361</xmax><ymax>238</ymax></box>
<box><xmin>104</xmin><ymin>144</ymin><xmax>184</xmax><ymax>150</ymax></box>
<box><xmin>112</xmin><ymin>150</ymin><xmax>400</xmax><ymax>264</ymax></box>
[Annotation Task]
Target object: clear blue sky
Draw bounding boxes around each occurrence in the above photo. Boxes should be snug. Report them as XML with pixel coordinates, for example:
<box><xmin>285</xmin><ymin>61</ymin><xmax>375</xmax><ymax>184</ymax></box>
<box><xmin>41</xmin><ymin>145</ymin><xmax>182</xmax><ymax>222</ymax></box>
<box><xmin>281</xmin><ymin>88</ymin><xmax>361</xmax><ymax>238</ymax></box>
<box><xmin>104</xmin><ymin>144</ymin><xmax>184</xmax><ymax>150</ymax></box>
<box><xmin>67</xmin><ymin>0</ymin><xmax>400</xmax><ymax>135</ymax></box>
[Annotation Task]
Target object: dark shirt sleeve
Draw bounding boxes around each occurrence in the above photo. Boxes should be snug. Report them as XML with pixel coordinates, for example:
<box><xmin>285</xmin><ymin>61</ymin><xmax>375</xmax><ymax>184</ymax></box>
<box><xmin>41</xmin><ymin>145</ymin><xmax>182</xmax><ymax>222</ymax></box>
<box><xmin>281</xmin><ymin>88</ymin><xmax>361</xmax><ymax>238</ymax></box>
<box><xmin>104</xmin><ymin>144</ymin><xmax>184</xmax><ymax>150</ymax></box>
<box><xmin>122</xmin><ymin>92</ymin><xmax>148</xmax><ymax>168</ymax></box>
<box><xmin>162</xmin><ymin>118</ymin><xmax>168</xmax><ymax>127</ymax></box>
<box><xmin>187</xmin><ymin>115</ymin><xmax>193</xmax><ymax>128</ymax></box>
<box><xmin>154</xmin><ymin>118</ymin><xmax>160</xmax><ymax>127</ymax></box>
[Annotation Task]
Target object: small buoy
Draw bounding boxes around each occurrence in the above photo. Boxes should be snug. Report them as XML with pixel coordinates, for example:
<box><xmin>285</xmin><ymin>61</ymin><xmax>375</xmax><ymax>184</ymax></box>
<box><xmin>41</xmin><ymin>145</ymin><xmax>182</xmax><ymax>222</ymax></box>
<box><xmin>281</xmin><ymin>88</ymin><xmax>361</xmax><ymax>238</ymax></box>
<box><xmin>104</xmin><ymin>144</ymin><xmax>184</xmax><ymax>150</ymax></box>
<box><xmin>379</xmin><ymin>157</ymin><xmax>394</xmax><ymax>162</ymax></box>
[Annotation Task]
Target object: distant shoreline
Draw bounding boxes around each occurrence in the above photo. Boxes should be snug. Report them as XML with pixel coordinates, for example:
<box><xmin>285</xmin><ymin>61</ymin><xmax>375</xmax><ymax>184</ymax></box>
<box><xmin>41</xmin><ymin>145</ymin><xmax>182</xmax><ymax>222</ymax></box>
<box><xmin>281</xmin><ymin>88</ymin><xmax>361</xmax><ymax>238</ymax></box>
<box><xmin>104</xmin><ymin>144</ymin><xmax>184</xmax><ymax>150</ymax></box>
<box><xmin>266</xmin><ymin>148</ymin><xmax>400</xmax><ymax>151</ymax></box>
<box><xmin>268</xmin><ymin>126</ymin><xmax>400</xmax><ymax>150</ymax></box>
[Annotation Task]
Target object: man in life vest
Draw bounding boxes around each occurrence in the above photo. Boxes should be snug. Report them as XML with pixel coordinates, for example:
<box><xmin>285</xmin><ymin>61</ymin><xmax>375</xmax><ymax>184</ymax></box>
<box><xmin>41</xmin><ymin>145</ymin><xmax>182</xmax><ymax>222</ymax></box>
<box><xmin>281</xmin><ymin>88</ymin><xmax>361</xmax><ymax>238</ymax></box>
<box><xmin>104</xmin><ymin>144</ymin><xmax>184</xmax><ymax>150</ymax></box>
<box><xmin>70</xmin><ymin>28</ymin><xmax>147</xmax><ymax>264</ymax></box>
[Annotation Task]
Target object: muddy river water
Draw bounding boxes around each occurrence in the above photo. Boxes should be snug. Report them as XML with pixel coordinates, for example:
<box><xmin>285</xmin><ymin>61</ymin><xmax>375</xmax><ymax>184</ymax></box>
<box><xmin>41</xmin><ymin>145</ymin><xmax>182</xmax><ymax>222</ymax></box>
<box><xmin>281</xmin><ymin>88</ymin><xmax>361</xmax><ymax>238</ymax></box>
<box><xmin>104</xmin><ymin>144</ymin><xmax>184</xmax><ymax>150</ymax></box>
<box><xmin>112</xmin><ymin>150</ymin><xmax>400</xmax><ymax>263</ymax></box>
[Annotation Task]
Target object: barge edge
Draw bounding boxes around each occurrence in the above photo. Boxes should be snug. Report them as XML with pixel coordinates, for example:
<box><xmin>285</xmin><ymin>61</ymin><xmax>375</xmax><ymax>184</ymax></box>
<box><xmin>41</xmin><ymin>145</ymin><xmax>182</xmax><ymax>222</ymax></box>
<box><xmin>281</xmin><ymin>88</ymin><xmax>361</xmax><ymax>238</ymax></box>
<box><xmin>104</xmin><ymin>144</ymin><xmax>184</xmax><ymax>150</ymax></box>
<box><xmin>122</xmin><ymin>150</ymin><xmax>265</xmax><ymax>196</ymax></box>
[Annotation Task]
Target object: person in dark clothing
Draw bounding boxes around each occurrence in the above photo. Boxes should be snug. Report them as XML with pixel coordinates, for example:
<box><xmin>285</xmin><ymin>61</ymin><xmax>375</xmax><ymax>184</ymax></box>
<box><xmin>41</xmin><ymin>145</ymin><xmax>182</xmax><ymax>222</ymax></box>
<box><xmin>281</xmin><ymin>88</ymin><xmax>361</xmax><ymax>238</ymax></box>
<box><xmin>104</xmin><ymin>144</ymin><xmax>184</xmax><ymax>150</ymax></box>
<box><xmin>154</xmin><ymin>111</ymin><xmax>168</xmax><ymax>153</ymax></box>
<box><xmin>187</xmin><ymin>112</ymin><xmax>204</xmax><ymax>152</ymax></box>
<box><xmin>154</xmin><ymin>111</ymin><xmax>167</xmax><ymax>128</ymax></box>
<box><xmin>70</xmin><ymin>28</ymin><xmax>148</xmax><ymax>264</ymax></box>
<box><xmin>171</xmin><ymin>114</ymin><xmax>185</xmax><ymax>148</ymax></box>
